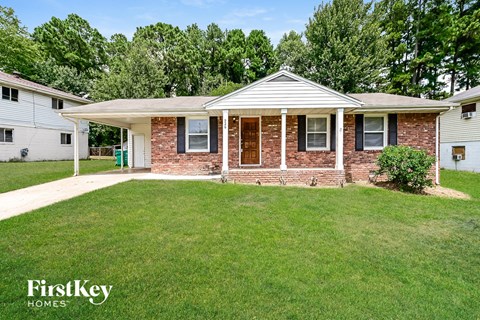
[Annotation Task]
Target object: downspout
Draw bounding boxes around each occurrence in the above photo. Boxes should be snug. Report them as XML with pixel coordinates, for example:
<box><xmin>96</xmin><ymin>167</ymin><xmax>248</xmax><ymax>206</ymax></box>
<box><xmin>436</xmin><ymin>107</ymin><xmax>453</xmax><ymax>185</ymax></box>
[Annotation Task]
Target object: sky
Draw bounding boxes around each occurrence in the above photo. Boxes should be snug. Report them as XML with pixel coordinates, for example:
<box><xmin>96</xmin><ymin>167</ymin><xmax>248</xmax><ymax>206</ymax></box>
<box><xmin>3</xmin><ymin>0</ymin><xmax>320</xmax><ymax>45</ymax></box>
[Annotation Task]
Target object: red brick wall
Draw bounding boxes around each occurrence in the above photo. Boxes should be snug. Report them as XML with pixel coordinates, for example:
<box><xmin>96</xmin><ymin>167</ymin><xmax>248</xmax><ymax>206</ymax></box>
<box><xmin>150</xmin><ymin>113</ymin><xmax>437</xmax><ymax>182</ymax></box>
<box><xmin>151</xmin><ymin>117</ymin><xmax>222</xmax><ymax>175</ymax></box>
<box><xmin>343</xmin><ymin>113</ymin><xmax>437</xmax><ymax>182</ymax></box>
<box><xmin>227</xmin><ymin>116</ymin><xmax>335</xmax><ymax>169</ymax></box>
<box><xmin>227</xmin><ymin>169</ymin><xmax>345</xmax><ymax>186</ymax></box>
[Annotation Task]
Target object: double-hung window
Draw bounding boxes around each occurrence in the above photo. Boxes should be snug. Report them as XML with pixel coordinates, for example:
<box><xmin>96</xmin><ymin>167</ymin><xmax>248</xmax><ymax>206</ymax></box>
<box><xmin>52</xmin><ymin>98</ymin><xmax>64</xmax><ymax>110</ymax></box>
<box><xmin>61</xmin><ymin>133</ymin><xmax>72</xmax><ymax>145</ymax></box>
<box><xmin>306</xmin><ymin>116</ymin><xmax>328</xmax><ymax>150</ymax></box>
<box><xmin>187</xmin><ymin>118</ymin><xmax>209</xmax><ymax>152</ymax></box>
<box><xmin>0</xmin><ymin>128</ymin><xmax>13</xmax><ymax>143</ymax></box>
<box><xmin>364</xmin><ymin>116</ymin><xmax>387</xmax><ymax>149</ymax></box>
<box><xmin>2</xmin><ymin>86</ymin><xmax>18</xmax><ymax>102</ymax></box>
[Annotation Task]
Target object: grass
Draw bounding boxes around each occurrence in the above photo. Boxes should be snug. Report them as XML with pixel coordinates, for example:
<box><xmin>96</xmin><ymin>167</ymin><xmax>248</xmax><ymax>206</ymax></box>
<box><xmin>441</xmin><ymin>169</ymin><xmax>480</xmax><ymax>199</ymax></box>
<box><xmin>0</xmin><ymin>171</ymin><xmax>479</xmax><ymax>319</ymax></box>
<box><xmin>0</xmin><ymin>159</ymin><xmax>115</xmax><ymax>193</ymax></box>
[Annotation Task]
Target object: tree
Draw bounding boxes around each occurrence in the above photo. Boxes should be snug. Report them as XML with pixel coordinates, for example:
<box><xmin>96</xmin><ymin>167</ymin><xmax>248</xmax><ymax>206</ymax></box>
<box><xmin>222</xmin><ymin>29</ymin><xmax>247</xmax><ymax>83</ymax></box>
<box><xmin>0</xmin><ymin>6</ymin><xmax>41</xmax><ymax>77</ymax></box>
<box><xmin>34</xmin><ymin>59</ymin><xmax>92</xmax><ymax>96</ymax></box>
<box><xmin>445</xmin><ymin>0</ymin><xmax>480</xmax><ymax>93</ymax></box>
<box><xmin>134</xmin><ymin>22</ymin><xmax>202</xmax><ymax>96</ymax></box>
<box><xmin>275</xmin><ymin>31</ymin><xmax>309</xmax><ymax>75</ymax></box>
<box><xmin>92</xmin><ymin>40</ymin><xmax>167</xmax><ymax>101</ymax></box>
<box><xmin>305</xmin><ymin>0</ymin><xmax>390</xmax><ymax>93</ymax></box>
<box><xmin>209</xmin><ymin>82</ymin><xmax>244</xmax><ymax>96</ymax></box>
<box><xmin>245</xmin><ymin>30</ymin><xmax>276</xmax><ymax>82</ymax></box>
<box><xmin>33</xmin><ymin>14</ymin><xmax>108</xmax><ymax>74</ymax></box>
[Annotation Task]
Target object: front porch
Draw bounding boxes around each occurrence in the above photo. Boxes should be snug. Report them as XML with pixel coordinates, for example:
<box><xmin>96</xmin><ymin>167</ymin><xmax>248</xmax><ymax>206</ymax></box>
<box><xmin>226</xmin><ymin>168</ymin><xmax>345</xmax><ymax>186</ymax></box>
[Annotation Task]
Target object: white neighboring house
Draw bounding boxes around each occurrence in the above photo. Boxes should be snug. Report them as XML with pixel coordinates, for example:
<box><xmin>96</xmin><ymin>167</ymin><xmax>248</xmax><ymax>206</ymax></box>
<box><xmin>0</xmin><ymin>71</ymin><xmax>90</xmax><ymax>162</ymax></box>
<box><xmin>441</xmin><ymin>85</ymin><xmax>480</xmax><ymax>172</ymax></box>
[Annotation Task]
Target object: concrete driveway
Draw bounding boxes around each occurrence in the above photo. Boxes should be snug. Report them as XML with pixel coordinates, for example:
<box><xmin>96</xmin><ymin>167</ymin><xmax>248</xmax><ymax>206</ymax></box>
<box><xmin>0</xmin><ymin>173</ymin><xmax>146</xmax><ymax>221</ymax></box>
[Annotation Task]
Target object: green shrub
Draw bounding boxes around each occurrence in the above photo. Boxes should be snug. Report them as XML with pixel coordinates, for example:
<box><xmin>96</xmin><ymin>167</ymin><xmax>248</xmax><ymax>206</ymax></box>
<box><xmin>375</xmin><ymin>145</ymin><xmax>435</xmax><ymax>193</ymax></box>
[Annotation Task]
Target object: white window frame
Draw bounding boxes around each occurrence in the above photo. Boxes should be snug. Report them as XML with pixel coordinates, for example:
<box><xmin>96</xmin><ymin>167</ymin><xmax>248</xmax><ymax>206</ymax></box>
<box><xmin>1</xmin><ymin>86</ymin><xmax>19</xmax><ymax>102</ymax></box>
<box><xmin>60</xmin><ymin>132</ymin><xmax>72</xmax><ymax>145</ymax></box>
<box><xmin>52</xmin><ymin>98</ymin><xmax>64</xmax><ymax>110</ymax></box>
<box><xmin>186</xmin><ymin>116</ymin><xmax>210</xmax><ymax>152</ymax></box>
<box><xmin>0</xmin><ymin>128</ymin><xmax>14</xmax><ymax>144</ymax></box>
<box><xmin>306</xmin><ymin>115</ymin><xmax>330</xmax><ymax>151</ymax></box>
<box><xmin>363</xmin><ymin>114</ymin><xmax>388</xmax><ymax>150</ymax></box>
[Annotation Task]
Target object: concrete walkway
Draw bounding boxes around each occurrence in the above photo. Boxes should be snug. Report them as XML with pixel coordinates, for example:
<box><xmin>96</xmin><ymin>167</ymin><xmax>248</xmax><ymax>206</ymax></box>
<box><xmin>0</xmin><ymin>173</ymin><xmax>145</xmax><ymax>221</ymax></box>
<box><xmin>0</xmin><ymin>173</ymin><xmax>221</xmax><ymax>221</ymax></box>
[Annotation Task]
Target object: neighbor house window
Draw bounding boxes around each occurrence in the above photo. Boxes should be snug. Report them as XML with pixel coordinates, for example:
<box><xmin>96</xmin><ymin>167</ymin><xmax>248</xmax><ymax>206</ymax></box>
<box><xmin>0</xmin><ymin>128</ymin><xmax>13</xmax><ymax>143</ymax></box>
<box><xmin>462</xmin><ymin>103</ymin><xmax>476</xmax><ymax>113</ymax></box>
<box><xmin>452</xmin><ymin>146</ymin><xmax>466</xmax><ymax>160</ymax></box>
<box><xmin>60</xmin><ymin>133</ymin><xmax>72</xmax><ymax>145</ymax></box>
<box><xmin>364</xmin><ymin>116</ymin><xmax>387</xmax><ymax>149</ymax></box>
<box><xmin>2</xmin><ymin>86</ymin><xmax>18</xmax><ymax>102</ymax></box>
<box><xmin>187</xmin><ymin>118</ymin><xmax>209</xmax><ymax>151</ymax></box>
<box><xmin>52</xmin><ymin>98</ymin><xmax>64</xmax><ymax>110</ymax></box>
<box><xmin>306</xmin><ymin>116</ymin><xmax>328</xmax><ymax>150</ymax></box>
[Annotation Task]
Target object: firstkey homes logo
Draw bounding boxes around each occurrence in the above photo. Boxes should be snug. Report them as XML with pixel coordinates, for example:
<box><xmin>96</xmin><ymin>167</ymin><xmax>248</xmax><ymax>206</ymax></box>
<box><xmin>27</xmin><ymin>280</ymin><xmax>113</xmax><ymax>308</ymax></box>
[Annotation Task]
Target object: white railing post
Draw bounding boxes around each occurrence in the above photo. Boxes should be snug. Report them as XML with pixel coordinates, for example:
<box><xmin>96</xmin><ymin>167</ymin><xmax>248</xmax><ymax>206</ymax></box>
<box><xmin>222</xmin><ymin>110</ymin><xmax>229</xmax><ymax>173</ymax></box>
<box><xmin>281</xmin><ymin>108</ymin><xmax>288</xmax><ymax>171</ymax></box>
<box><xmin>120</xmin><ymin>127</ymin><xmax>124</xmax><ymax>171</ymax></box>
<box><xmin>73</xmin><ymin>120</ymin><xmax>79</xmax><ymax>176</ymax></box>
<box><xmin>336</xmin><ymin>108</ymin><xmax>344</xmax><ymax>170</ymax></box>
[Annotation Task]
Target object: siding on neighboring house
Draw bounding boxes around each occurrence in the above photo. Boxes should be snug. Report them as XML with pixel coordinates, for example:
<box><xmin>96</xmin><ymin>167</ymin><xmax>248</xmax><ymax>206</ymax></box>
<box><xmin>0</xmin><ymin>85</ymin><xmax>89</xmax><ymax>161</ymax></box>
<box><xmin>440</xmin><ymin>102</ymin><xmax>480</xmax><ymax>143</ymax></box>
<box><xmin>440</xmin><ymin>101</ymin><xmax>480</xmax><ymax>171</ymax></box>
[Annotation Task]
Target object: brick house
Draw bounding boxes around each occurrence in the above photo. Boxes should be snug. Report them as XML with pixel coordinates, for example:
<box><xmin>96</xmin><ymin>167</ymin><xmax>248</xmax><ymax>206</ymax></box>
<box><xmin>59</xmin><ymin>71</ymin><xmax>457</xmax><ymax>185</ymax></box>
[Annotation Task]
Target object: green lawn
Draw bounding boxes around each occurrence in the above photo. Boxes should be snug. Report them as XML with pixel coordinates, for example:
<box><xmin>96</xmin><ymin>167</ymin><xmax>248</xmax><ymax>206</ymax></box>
<box><xmin>0</xmin><ymin>171</ymin><xmax>479</xmax><ymax>319</ymax></box>
<box><xmin>0</xmin><ymin>160</ymin><xmax>115</xmax><ymax>193</ymax></box>
<box><xmin>441</xmin><ymin>169</ymin><xmax>480</xmax><ymax>199</ymax></box>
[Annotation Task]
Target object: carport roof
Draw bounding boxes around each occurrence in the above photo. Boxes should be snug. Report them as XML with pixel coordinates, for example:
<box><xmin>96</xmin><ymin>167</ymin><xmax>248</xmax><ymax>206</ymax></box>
<box><xmin>58</xmin><ymin>96</ymin><xmax>217</xmax><ymax>116</ymax></box>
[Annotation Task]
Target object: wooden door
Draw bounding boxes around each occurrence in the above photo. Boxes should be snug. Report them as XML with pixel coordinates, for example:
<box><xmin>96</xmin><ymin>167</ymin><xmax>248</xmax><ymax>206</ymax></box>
<box><xmin>241</xmin><ymin>118</ymin><xmax>260</xmax><ymax>165</ymax></box>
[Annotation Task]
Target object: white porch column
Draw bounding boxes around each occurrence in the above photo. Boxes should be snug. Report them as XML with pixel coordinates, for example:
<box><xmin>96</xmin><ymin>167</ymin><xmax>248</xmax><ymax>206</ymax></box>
<box><xmin>127</xmin><ymin>129</ymin><xmax>133</xmax><ymax>168</ymax></box>
<box><xmin>280</xmin><ymin>108</ymin><xmax>288</xmax><ymax>171</ymax></box>
<box><xmin>120</xmin><ymin>127</ymin><xmax>124</xmax><ymax>171</ymax></box>
<box><xmin>336</xmin><ymin>108</ymin><xmax>344</xmax><ymax>170</ymax></box>
<box><xmin>73</xmin><ymin>120</ymin><xmax>79</xmax><ymax>176</ymax></box>
<box><xmin>222</xmin><ymin>109</ymin><xmax>229</xmax><ymax>173</ymax></box>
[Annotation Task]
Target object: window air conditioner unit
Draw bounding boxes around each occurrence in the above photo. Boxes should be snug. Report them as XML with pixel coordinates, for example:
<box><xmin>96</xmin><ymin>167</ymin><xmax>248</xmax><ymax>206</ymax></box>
<box><xmin>461</xmin><ymin>112</ymin><xmax>475</xmax><ymax>119</ymax></box>
<box><xmin>453</xmin><ymin>154</ymin><xmax>462</xmax><ymax>161</ymax></box>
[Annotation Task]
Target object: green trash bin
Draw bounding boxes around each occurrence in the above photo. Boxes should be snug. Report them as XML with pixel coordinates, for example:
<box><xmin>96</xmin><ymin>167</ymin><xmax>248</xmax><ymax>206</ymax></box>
<box><xmin>115</xmin><ymin>150</ymin><xmax>128</xmax><ymax>166</ymax></box>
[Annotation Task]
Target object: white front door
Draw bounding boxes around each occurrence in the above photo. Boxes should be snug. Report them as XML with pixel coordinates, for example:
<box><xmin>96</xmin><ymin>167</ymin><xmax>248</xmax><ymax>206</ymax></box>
<box><xmin>133</xmin><ymin>134</ymin><xmax>145</xmax><ymax>168</ymax></box>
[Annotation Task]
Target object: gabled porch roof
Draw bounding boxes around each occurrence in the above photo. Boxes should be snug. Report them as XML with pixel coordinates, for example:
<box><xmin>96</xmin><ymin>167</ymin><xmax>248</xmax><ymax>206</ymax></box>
<box><xmin>204</xmin><ymin>70</ymin><xmax>363</xmax><ymax>111</ymax></box>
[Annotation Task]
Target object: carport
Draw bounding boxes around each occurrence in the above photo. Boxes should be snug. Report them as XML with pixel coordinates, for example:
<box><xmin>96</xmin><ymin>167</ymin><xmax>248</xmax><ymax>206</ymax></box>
<box><xmin>57</xmin><ymin>97</ymin><xmax>215</xmax><ymax>175</ymax></box>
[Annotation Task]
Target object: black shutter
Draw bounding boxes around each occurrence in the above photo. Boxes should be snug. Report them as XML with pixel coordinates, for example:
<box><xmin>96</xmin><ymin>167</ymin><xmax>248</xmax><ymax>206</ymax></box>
<box><xmin>330</xmin><ymin>114</ymin><xmax>336</xmax><ymax>151</ymax></box>
<box><xmin>209</xmin><ymin>116</ymin><xmax>218</xmax><ymax>153</ymax></box>
<box><xmin>298</xmin><ymin>115</ymin><xmax>306</xmax><ymax>151</ymax></box>
<box><xmin>177</xmin><ymin>117</ymin><xmax>186</xmax><ymax>154</ymax></box>
<box><xmin>388</xmin><ymin>114</ymin><xmax>398</xmax><ymax>145</ymax></box>
<box><xmin>355</xmin><ymin>114</ymin><xmax>364</xmax><ymax>151</ymax></box>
